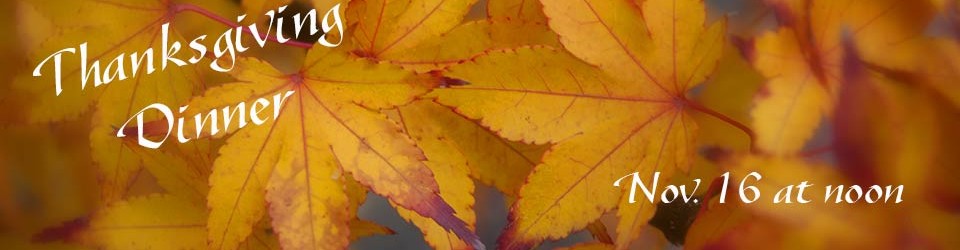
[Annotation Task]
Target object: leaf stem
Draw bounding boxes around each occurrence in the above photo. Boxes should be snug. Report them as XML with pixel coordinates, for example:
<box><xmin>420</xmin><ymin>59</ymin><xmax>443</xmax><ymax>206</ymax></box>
<box><xmin>172</xmin><ymin>3</ymin><xmax>315</xmax><ymax>49</ymax></box>
<box><xmin>681</xmin><ymin>98</ymin><xmax>756</xmax><ymax>152</ymax></box>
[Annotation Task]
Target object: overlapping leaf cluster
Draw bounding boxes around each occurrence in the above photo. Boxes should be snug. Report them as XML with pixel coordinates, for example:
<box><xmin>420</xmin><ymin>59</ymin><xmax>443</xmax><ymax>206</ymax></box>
<box><xmin>5</xmin><ymin>0</ymin><xmax>959</xmax><ymax>249</ymax></box>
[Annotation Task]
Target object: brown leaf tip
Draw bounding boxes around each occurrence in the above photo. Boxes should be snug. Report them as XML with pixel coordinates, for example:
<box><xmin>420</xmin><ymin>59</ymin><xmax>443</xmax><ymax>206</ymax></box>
<box><xmin>439</xmin><ymin>76</ymin><xmax>471</xmax><ymax>88</ymax></box>
<box><xmin>32</xmin><ymin>217</ymin><xmax>90</xmax><ymax>243</ymax></box>
<box><xmin>495</xmin><ymin>225</ymin><xmax>534</xmax><ymax>250</ymax></box>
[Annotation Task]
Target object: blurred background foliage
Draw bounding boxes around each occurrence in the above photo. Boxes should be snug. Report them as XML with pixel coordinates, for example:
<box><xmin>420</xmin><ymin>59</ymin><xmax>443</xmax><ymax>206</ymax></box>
<box><xmin>1</xmin><ymin>0</ymin><xmax>959</xmax><ymax>249</ymax></box>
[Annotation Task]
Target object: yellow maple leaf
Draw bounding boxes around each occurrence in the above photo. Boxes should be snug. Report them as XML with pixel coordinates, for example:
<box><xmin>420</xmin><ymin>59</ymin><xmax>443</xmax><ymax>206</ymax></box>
<box><xmin>343</xmin><ymin>1</ymin><xmax>558</xmax><ymax>248</ymax></box>
<box><xmin>73</xmin><ymin>193</ymin><xmax>323</xmax><ymax>250</ymax></box>
<box><xmin>183</xmin><ymin>47</ymin><xmax>481</xmax><ymax>250</ymax></box>
<box><xmin>395</xmin><ymin>101</ymin><xmax>547</xmax><ymax>198</ymax></box>
<box><xmin>385</xmin><ymin>101</ymin><xmax>477</xmax><ymax>250</ymax></box>
<box><xmin>346</xmin><ymin>0</ymin><xmax>559</xmax><ymax>72</ymax></box>
<box><xmin>129</xmin><ymin>147</ymin><xmax>210</xmax><ymax>204</ymax></box>
<box><xmin>348</xmin><ymin>0</ymin><xmax>477</xmax><ymax>58</ymax></box>
<box><xmin>384</xmin><ymin>19</ymin><xmax>560</xmax><ymax>72</ymax></box>
<box><xmin>433</xmin><ymin>0</ymin><xmax>727</xmax><ymax>247</ymax></box>
<box><xmin>384</xmin><ymin>100</ymin><xmax>549</xmax><ymax>249</ymax></box>
<box><xmin>76</xmin><ymin>194</ymin><xmax>206</xmax><ymax>249</ymax></box>
<box><xmin>485</xmin><ymin>0</ymin><xmax>547</xmax><ymax>21</ymax></box>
